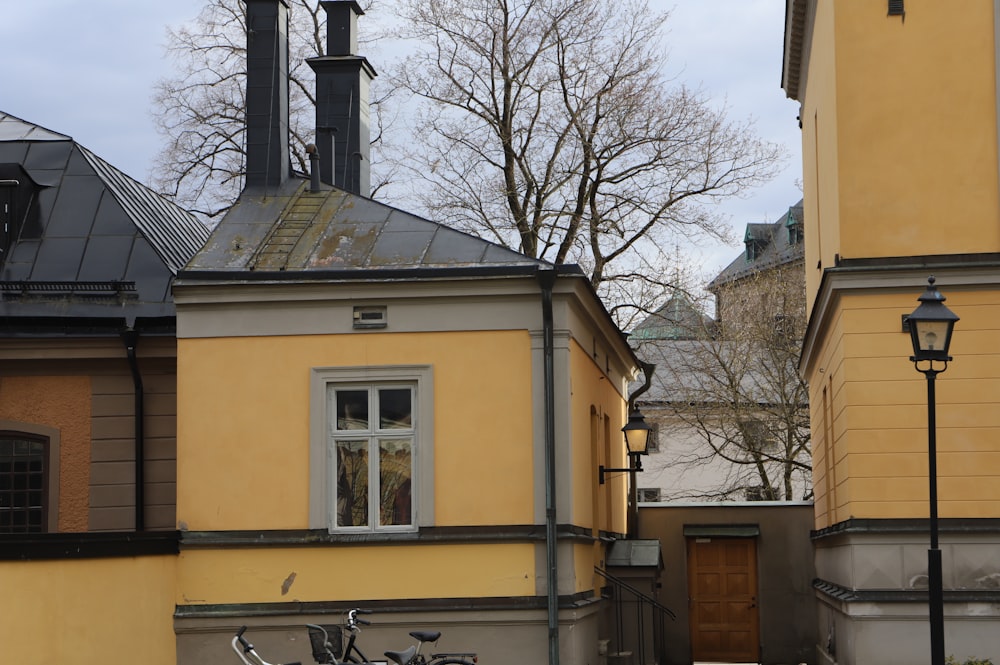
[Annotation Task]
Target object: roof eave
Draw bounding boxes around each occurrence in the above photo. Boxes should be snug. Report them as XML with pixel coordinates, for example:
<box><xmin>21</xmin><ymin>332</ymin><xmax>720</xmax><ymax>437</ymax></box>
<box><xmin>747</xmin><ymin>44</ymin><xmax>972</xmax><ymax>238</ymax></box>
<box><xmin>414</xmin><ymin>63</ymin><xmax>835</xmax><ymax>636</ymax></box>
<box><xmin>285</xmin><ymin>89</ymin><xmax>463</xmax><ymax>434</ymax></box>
<box><xmin>782</xmin><ymin>0</ymin><xmax>809</xmax><ymax>101</ymax></box>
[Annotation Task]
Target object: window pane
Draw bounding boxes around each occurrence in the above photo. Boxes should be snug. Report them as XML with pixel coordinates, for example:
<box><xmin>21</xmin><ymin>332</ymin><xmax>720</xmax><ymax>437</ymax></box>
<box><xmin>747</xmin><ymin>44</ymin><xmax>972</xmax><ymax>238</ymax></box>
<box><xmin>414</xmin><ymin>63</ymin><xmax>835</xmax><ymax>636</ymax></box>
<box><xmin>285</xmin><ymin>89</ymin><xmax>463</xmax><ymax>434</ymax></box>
<box><xmin>336</xmin><ymin>440</ymin><xmax>369</xmax><ymax>527</ymax></box>
<box><xmin>379</xmin><ymin>438</ymin><xmax>412</xmax><ymax>526</ymax></box>
<box><xmin>379</xmin><ymin>389</ymin><xmax>412</xmax><ymax>430</ymax></box>
<box><xmin>336</xmin><ymin>390</ymin><xmax>369</xmax><ymax>430</ymax></box>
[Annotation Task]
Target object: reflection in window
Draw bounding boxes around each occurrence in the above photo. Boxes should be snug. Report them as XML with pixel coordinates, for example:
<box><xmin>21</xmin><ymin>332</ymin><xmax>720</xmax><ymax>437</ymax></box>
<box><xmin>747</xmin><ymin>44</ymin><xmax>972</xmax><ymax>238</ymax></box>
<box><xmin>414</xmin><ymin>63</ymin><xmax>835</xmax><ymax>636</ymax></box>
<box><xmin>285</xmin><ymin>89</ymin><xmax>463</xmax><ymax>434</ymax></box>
<box><xmin>379</xmin><ymin>439</ymin><xmax>411</xmax><ymax>526</ymax></box>
<box><xmin>336</xmin><ymin>390</ymin><xmax>369</xmax><ymax>430</ymax></box>
<box><xmin>329</xmin><ymin>385</ymin><xmax>415</xmax><ymax>531</ymax></box>
<box><xmin>336</xmin><ymin>440</ymin><xmax>368</xmax><ymax>527</ymax></box>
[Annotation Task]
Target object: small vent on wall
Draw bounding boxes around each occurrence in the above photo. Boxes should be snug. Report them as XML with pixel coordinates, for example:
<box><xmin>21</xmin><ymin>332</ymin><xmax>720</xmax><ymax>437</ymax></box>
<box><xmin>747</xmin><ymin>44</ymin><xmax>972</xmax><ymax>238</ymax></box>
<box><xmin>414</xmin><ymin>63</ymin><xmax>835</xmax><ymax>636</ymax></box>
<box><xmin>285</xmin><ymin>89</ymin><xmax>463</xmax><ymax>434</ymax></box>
<box><xmin>353</xmin><ymin>305</ymin><xmax>387</xmax><ymax>329</ymax></box>
<box><xmin>888</xmin><ymin>0</ymin><xmax>904</xmax><ymax>16</ymax></box>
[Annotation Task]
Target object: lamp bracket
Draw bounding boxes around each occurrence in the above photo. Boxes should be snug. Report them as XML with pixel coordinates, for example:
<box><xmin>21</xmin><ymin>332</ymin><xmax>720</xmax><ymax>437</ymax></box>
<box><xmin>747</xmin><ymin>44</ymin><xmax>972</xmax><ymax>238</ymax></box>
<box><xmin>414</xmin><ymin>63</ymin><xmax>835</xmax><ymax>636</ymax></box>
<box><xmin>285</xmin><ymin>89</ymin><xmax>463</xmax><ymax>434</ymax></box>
<box><xmin>599</xmin><ymin>456</ymin><xmax>644</xmax><ymax>485</ymax></box>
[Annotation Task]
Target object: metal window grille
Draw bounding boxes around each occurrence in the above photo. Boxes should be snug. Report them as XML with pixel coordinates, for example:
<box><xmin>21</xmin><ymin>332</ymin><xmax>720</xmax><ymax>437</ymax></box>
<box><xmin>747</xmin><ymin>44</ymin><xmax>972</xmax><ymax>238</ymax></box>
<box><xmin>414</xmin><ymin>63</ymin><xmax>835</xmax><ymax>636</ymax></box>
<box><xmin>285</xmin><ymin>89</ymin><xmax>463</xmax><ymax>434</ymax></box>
<box><xmin>0</xmin><ymin>434</ymin><xmax>46</xmax><ymax>533</ymax></box>
<box><xmin>888</xmin><ymin>0</ymin><xmax>904</xmax><ymax>16</ymax></box>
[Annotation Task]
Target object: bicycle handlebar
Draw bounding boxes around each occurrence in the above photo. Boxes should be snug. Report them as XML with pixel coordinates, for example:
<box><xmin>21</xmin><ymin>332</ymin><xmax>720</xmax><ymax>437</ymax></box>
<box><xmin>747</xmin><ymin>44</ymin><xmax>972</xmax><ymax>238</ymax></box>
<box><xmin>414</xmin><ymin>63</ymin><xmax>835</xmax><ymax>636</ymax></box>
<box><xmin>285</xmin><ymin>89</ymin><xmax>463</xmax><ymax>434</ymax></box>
<box><xmin>346</xmin><ymin>608</ymin><xmax>373</xmax><ymax>627</ymax></box>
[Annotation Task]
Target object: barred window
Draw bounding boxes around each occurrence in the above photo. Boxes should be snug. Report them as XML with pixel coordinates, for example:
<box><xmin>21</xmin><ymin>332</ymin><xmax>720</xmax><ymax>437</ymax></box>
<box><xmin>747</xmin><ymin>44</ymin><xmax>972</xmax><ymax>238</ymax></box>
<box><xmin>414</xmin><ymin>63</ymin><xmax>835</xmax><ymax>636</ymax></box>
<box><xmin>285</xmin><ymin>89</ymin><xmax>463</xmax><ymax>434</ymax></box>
<box><xmin>0</xmin><ymin>433</ymin><xmax>48</xmax><ymax>533</ymax></box>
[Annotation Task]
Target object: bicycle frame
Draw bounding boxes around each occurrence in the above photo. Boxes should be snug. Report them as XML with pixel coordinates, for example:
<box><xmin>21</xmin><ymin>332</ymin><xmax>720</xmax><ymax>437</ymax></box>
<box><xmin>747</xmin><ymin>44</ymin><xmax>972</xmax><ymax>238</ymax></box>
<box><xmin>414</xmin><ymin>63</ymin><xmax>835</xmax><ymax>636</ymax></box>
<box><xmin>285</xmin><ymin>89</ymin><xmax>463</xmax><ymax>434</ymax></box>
<box><xmin>232</xmin><ymin>626</ymin><xmax>301</xmax><ymax>665</ymax></box>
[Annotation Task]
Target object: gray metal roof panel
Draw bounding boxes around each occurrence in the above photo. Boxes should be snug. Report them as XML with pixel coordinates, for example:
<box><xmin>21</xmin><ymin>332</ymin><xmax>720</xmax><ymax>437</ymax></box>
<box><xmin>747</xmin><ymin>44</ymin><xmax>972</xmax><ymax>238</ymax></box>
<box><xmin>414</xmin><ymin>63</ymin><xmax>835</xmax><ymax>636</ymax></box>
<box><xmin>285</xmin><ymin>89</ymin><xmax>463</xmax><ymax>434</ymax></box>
<box><xmin>30</xmin><ymin>238</ymin><xmax>87</xmax><ymax>281</ymax></box>
<box><xmin>79</xmin><ymin>145</ymin><xmax>210</xmax><ymax>272</ymax></box>
<box><xmin>0</xmin><ymin>110</ymin><xmax>211</xmax><ymax>321</ymax></box>
<box><xmin>188</xmin><ymin>180</ymin><xmax>550</xmax><ymax>277</ymax></box>
<box><xmin>24</xmin><ymin>141</ymin><xmax>72</xmax><ymax>171</ymax></box>
<box><xmin>0</xmin><ymin>143</ymin><xmax>29</xmax><ymax>163</ymax></box>
<box><xmin>606</xmin><ymin>539</ymin><xmax>663</xmax><ymax>568</ymax></box>
<box><xmin>46</xmin><ymin>175</ymin><xmax>103</xmax><ymax>237</ymax></box>
<box><xmin>78</xmin><ymin>236</ymin><xmax>133</xmax><ymax>281</ymax></box>
<box><xmin>0</xmin><ymin>112</ymin><xmax>70</xmax><ymax>142</ymax></box>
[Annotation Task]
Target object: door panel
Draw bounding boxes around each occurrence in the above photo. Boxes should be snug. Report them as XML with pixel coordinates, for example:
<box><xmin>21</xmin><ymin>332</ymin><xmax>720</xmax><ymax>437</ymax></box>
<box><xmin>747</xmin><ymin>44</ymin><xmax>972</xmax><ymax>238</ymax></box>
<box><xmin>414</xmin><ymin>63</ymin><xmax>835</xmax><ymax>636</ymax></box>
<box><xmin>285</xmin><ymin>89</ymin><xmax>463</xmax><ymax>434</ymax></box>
<box><xmin>687</xmin><ymin>537</ymin><xmax>760</xmax><ymax>663</ymax></box>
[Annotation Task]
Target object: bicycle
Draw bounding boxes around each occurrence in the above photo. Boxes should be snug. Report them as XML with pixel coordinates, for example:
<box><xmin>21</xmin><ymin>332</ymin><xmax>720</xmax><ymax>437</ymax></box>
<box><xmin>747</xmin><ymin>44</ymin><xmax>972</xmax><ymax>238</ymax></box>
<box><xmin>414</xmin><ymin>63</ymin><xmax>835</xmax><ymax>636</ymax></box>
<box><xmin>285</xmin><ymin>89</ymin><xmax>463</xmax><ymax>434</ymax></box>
<box><xmin>306</xmin><ymin>608</ymin><xmax>377</xmax><ymax>664</ymax></box>
<box><xmin>231</xmin><ymin>626</ymin><xmax>302</xmax><ymax>665</ymax></box>
<box><xmin>383</xmin><ymin>628</ymin><xmax>478</xmax><ymax>665</ymax></box>
<box><xmin>306</xmin><ymin>608</ymin><xmax>477</xmax><ymax>665</ymax></box>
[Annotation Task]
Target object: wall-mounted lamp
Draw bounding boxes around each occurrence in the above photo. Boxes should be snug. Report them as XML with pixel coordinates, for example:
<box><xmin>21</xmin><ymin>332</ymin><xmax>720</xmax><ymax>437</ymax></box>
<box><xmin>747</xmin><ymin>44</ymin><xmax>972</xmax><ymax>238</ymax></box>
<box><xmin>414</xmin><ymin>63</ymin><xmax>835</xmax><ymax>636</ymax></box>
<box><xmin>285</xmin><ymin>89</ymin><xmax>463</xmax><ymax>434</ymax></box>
<box><xmin>599</xmin><ymin>407</ymin><xmax>653</xmax><ymax>484</ymax></box>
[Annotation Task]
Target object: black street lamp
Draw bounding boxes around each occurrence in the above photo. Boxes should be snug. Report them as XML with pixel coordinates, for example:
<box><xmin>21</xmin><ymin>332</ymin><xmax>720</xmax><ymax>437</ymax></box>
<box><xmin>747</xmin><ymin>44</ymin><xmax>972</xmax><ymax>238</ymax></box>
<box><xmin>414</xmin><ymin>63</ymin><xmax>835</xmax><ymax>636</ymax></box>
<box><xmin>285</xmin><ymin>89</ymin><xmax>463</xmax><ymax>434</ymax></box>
<box><xmin>907</xmin><ymin>275</ymin><xmax>959</xmax><ymax>665</ymax></box>
<box><xmin>599</xmin><ymin>407</ymin><xmax>653</xmax><ymax>484</ymax></box>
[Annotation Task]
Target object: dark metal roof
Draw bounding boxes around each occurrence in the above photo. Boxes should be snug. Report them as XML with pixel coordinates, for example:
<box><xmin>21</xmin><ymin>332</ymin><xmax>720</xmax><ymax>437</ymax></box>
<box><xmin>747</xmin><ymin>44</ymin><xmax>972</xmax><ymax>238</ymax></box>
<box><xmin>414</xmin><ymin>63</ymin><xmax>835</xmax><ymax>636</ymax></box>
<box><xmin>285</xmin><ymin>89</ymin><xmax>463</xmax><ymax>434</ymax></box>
<box><xmin>707</xmin><ymin>200</ymin><xmax>804</xmax><ymax>291</ymax></box>
<box><xmin>0</xmin><ymin>111</ymin><xmax>210</xmax><ymax>322</ymax></box>
<box><xmin>183</xmin><ymin>178</ymin><xmax>550</xmax><ymax>278</ymax></box>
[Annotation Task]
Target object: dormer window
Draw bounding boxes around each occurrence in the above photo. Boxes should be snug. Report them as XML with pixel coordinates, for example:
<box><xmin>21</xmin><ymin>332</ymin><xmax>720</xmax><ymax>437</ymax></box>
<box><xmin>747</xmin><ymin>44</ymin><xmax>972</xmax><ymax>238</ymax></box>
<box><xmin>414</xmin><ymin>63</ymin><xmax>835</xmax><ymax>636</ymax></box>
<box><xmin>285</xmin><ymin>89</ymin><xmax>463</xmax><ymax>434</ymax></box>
<box><xmin>743</xmin><ymin>223</ymin><xmax>770</xmax><ymax>263</ymax></box>
<box><xmin>786</xmin><ymin>208</ymin><xmax>803</xmax><ymax>245</ymax></box>
<box><xmin>0</xmin><ymin>164</ymin><xmax>40</xmax><ymax>267</ymax></box>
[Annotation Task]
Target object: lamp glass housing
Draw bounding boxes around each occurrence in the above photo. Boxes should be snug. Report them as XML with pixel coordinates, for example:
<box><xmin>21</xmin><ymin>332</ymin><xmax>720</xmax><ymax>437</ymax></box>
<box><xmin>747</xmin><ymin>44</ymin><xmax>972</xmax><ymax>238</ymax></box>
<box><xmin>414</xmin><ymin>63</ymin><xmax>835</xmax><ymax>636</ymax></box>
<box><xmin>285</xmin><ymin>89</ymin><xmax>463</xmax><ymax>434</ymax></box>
<box><xmin>622</xmin><ymin>409</ymin><xmax>652</xmax><ymax>455</ymax></box>
<box><xmin>907</xmin><ymin>277</ymin><xmax>959</xmax><ymax>362</ymax></box>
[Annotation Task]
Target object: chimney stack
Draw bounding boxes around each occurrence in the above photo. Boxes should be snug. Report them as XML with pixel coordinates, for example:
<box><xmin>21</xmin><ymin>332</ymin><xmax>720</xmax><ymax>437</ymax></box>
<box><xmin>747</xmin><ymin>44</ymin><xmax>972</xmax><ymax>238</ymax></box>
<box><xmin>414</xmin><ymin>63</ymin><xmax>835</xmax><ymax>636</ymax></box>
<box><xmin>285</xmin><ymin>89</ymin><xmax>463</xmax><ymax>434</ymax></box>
<box><xmin>244</xmin><ymin>0</ymin><xmax>291</xmax><ymax>190</ymax></box>
<box><xmin>308</xmin><ymin>1</ymin><xmax>377</xmax><ymax>196</ymax></box>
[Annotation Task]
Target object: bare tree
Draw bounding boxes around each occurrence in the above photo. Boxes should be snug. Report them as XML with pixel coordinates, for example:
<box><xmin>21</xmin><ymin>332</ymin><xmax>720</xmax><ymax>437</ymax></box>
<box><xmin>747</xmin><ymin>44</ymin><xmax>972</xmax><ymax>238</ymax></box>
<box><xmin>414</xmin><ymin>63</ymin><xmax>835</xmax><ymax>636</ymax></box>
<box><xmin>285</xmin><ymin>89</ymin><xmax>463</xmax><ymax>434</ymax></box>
<box><xmin>635</xmin><ymin>265</ymin><xmax>811</xmax><ymax>502</ymax></box>
<box><xmin>152</xmin><ymin>0</ymin><xmax>784</xmax><ymax>321</ymax></box>
<box><xmin>387</xmin><ymin>0</ymin><xmax>785</xmax><ymax>309</ymax></box>
<box><xmin>151</xmin><ymin>0</ymin><xmax>393</xmax><ymax>220</ymax></box>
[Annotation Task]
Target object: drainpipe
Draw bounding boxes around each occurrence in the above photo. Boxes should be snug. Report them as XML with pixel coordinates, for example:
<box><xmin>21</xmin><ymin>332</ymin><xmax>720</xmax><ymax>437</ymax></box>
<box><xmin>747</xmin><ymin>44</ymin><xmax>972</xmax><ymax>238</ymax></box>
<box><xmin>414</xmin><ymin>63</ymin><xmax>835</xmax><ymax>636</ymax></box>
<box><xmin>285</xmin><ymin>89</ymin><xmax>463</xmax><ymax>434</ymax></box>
<box><xmin>538</xmin><ymin>269</ymin><xmax>560</xmax><ymax>665</ymax></box>
<box><xmin>121</xmin><ymin>328</ymin><xmax>145</xmax><ymax>532</ymax></box>
<box><xmin>626</xmin><ymin>361</ymin><xmax>655</xmax><ymax>539</ymax></box>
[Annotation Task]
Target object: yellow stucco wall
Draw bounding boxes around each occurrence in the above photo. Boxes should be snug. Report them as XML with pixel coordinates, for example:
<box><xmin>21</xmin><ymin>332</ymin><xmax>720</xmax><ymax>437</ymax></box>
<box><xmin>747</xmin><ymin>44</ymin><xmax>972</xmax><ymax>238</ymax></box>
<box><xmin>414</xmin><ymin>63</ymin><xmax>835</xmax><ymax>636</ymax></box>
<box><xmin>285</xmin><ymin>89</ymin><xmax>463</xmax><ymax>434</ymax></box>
<box><xmin>177</xmin><ymin>543</ymin><xmax>535</xmax><ymax>604</ymax></box>
<box><xmin>809</xmin><ymin>290</ymin><xmax>1000</xmax><ymax>528</ymax></box>
<box><xmin>0</xmin><ymin>556</ymin><xmax>177</xmax><ymax>664</ymax></box>
<box><xmin>802</xmin><ymin>1</ymin><xmax>1000</xmax><ymax>312</ymax></box>
<box><xmin>801</xmin><ymin>0</ymin><xmax>841</xmax><ymax>313</ymax></box>
<box><xmin>834</xmin><ymin>0</ymin><xmax>1000</xmax><ymax>261</ymax></box>
<box><xmin>568</xmin><ymin>339</ymin><xmax>628</xmax><ymax>536</ymax></box>
<box><xmin>0</xmin><ymin>375</ymin><xmax>91</xmax><ymax>531</ymax></box>
<box><xmin>176</xmin><ymin>330</ymin><xmax>534</xmax><ymax>531</ymax></box>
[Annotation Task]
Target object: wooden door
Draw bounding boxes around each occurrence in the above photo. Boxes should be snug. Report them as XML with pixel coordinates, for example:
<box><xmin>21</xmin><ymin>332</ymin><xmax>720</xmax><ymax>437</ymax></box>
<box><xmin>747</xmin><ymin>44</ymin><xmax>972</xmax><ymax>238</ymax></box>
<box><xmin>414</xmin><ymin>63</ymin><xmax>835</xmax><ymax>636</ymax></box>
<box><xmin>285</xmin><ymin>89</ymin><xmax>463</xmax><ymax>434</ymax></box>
<box><xmin>687</xmin><ymin>537</ymin><xmax>760</xmax><ymax>663</ymax></box>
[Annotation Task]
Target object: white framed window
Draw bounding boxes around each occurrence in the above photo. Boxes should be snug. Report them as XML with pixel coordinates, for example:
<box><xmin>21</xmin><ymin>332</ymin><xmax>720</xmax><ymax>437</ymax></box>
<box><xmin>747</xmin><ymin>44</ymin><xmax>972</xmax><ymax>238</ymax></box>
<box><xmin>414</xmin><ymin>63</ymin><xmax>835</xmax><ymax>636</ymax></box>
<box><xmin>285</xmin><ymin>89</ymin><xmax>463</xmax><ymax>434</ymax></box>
<box><xmin>310</xmin><ymin>366</ymin><xmax>434</xmax><ymax>533</ymax></box>
<box><xmin>330</xmin><ymin>384</ymin><xmax>414</xmax><ymax>531</ymax></box>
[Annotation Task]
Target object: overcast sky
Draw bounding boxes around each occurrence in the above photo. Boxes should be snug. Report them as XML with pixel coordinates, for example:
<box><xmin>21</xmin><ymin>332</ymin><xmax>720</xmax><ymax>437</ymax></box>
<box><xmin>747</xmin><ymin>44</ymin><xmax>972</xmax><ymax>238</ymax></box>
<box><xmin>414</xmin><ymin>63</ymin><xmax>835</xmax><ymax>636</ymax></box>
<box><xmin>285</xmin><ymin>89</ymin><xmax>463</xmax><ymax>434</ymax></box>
<box><xmin>0</xmin><ymin>0</ymin><xmax>801</xmax><ymax>274</ymax></box>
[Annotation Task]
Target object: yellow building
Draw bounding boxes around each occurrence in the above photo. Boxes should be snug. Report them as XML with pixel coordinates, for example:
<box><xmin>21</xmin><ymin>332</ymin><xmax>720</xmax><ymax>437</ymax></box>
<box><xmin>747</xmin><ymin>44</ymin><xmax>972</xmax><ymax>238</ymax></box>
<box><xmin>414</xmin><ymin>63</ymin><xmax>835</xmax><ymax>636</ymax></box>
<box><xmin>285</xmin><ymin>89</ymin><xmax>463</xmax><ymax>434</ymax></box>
<box><xmin>169</xmin><ymin>1</ymin><xmax>643</xmax><ymax>663</ymax></box>
<box><xmin>784</xmin><ymin>1</ymin><xmax>1000</xmax><ymax>662</ymax></box>
<box><xmin>1</xmin><ymin>3</ymin><xmax>643</xmax><ymax>663</ymax></box>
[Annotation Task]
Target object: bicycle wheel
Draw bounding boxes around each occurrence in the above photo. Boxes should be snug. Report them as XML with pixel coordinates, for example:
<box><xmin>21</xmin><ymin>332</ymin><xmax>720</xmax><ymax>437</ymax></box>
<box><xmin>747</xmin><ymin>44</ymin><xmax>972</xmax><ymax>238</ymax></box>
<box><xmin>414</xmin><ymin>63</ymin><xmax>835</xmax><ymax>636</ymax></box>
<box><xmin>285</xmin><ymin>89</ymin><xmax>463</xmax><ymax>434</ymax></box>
<box><xmin>428</xmin><ymin>659</ymin><xmax>476</xmax><ymax>665</ymax></box>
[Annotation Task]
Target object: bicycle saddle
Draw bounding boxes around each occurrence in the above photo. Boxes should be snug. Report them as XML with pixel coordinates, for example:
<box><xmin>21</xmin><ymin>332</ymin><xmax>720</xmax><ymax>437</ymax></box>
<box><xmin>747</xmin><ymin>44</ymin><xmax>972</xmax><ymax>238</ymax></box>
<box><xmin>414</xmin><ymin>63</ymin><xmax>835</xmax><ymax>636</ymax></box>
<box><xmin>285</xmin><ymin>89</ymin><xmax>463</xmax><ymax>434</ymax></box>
<box><xmin>384</xmin><ymin>645</ymin><xmax>417</xmax><ymax>665</ymax></box>
<box><xmin>410</xmin><ymin>630</ymin><xmax>441</xmax><ymax>643</ymax></box>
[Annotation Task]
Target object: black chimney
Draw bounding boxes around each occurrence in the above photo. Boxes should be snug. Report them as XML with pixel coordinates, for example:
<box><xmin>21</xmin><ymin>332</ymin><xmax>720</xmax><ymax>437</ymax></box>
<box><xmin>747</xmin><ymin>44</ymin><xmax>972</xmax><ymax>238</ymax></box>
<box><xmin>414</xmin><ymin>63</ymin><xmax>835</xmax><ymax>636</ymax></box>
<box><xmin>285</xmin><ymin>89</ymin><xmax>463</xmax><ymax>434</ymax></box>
<box><xmin>245</xmin><ymin>0</ymin><xmax>291</xmax><ymax>190</ymax></box>
<box><xmin>307</xmin><ymin>1</ymin><xmax>377</xmax><ymax>196</ymax></box>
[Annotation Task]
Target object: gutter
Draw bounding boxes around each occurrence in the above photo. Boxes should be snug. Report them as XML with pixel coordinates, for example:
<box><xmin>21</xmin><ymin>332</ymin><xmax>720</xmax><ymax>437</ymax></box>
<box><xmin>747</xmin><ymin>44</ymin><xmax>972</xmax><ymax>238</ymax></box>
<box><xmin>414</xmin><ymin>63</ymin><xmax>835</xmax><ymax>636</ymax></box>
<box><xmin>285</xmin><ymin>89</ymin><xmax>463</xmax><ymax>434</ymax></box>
<box><xmin>121</xmin><ymin>328</ymin><xmax>145</xmax><ymax>531</ymax></box>
<box><xmin>537</xmin><ymin>268</ymin><xmax>559</xmax><ymax>665</ymax></box>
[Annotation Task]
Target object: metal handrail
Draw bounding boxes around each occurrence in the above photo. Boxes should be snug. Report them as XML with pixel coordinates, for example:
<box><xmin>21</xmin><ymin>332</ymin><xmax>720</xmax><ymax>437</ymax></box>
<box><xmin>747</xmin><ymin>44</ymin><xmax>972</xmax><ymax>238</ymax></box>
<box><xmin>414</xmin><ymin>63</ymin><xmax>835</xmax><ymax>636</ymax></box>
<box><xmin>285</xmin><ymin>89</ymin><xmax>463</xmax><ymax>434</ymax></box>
<box><xmin>595</xmin><ymin>566</ymin><xmax>675</xmax><ymax>665</ymax></box>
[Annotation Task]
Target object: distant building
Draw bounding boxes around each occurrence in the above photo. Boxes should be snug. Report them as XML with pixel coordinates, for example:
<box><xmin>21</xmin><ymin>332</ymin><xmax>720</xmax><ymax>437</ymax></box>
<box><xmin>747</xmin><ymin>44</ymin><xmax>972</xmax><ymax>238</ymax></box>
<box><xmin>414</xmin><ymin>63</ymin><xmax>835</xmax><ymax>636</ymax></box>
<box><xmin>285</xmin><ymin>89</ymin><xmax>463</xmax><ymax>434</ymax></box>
<box><xmin>631</xmin><ymin>202</ymin><xmax>809</xmax><ymax>503</ymax></box>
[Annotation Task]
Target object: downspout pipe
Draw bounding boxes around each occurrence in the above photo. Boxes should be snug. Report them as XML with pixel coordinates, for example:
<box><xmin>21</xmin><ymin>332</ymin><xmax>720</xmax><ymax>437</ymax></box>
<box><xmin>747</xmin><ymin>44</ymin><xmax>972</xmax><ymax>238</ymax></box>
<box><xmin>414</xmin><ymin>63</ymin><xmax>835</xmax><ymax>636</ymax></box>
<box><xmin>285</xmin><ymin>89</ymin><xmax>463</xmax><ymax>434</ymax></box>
<box><xmin>538</xmin><ymin>269</ymin><xmax>560</xmax><ymax>665</ymax></box>
<box><xmin>626</xmin><ymin>361</ymin><xmax>655</xmax><ymax>539</ymax></box>
<box><xmin>122</xmin><ymin>328</ymin><xmax>145</xmax><ymax>532</ymax></box>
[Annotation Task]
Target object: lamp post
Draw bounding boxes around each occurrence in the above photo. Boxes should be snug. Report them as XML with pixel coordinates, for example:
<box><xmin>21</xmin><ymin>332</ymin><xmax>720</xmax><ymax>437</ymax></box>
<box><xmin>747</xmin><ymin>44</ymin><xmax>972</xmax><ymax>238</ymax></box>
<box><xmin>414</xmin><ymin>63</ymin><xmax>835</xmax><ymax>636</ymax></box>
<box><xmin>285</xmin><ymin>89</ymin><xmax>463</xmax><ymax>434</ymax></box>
<box><xmin>907</xmin><ymin>276</ymin><xmax>959</xmax><ymax>665</ymax></box>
